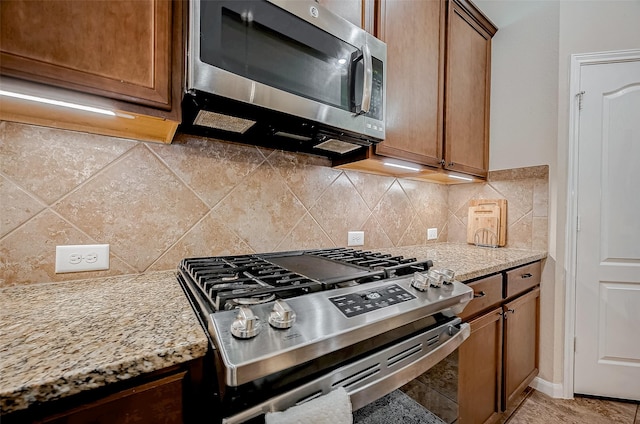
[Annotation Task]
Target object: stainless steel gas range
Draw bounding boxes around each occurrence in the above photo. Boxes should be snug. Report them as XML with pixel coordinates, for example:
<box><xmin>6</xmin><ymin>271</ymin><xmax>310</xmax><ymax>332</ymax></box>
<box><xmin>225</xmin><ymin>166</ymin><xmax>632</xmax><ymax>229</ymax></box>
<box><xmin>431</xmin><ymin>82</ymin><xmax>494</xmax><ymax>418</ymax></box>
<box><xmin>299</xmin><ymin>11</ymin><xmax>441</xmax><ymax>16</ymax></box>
<box><xmin>177</xmin><ymin>248</ymin><xmax>473</xmax><ymax>423</ymax></box>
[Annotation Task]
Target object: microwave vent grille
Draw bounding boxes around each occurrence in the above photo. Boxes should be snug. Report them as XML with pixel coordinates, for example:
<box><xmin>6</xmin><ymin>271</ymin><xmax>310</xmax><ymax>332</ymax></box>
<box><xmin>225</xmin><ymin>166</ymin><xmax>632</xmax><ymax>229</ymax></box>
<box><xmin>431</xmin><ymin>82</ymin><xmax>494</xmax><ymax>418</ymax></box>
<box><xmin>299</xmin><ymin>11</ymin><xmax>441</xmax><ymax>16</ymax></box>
<box><xmin>194</xmin><ymin>110</ymin><xmax>256</xmax><ymax>134</ymax></box>
<box><xmin>314</xmin><ymin>139</ymin><xmax>362</xmax><ymax>155</ymax></box>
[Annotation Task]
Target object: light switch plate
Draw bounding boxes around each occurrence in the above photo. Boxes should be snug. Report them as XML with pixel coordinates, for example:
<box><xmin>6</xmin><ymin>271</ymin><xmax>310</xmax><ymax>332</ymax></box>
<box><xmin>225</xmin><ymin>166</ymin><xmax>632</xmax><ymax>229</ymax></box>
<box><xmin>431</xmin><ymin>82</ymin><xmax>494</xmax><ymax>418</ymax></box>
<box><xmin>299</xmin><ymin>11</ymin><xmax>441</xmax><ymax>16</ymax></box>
<box><xmin>427</xmin><ymin>228</ymin><xmax>438</xmax><ymax>240</ymax></box>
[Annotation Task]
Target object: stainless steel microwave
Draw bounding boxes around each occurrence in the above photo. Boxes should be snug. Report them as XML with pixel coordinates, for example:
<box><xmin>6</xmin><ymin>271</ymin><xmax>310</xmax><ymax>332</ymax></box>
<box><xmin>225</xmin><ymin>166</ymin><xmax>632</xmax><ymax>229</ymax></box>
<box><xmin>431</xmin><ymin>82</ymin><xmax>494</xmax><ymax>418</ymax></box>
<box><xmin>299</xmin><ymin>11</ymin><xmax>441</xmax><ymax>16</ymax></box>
<box><xmin>182</xmin><ymin>0</ymin><xmax>386</xmax><ymax>156</ymax></box>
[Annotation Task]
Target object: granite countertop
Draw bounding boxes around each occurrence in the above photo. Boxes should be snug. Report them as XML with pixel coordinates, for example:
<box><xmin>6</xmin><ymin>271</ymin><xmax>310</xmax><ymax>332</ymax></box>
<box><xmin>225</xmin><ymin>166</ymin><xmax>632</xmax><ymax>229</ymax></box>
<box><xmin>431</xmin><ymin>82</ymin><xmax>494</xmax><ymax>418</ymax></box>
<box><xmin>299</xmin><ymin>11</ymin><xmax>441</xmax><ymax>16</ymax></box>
<box><xmin>374</xmin><ymin>243</ymin><xmax>547</xmax><ymax>282</ymax></box>
<box><xmin>0</xmin><ymin>243</ymin><xmax>546</xmax><ymax>415</ymax></box>
<box><xmin>0</xmin><ymin>271</ymin><xmax>209</xmax><ymax>414</ymax></box>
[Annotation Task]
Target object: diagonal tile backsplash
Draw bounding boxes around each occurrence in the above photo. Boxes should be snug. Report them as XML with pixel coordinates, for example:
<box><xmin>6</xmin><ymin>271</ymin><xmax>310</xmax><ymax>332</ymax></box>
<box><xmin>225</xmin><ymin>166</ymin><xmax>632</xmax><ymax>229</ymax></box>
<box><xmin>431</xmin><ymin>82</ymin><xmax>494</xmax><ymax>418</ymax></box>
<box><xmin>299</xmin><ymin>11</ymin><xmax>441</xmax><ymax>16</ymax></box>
<box><xmin>372</xmin><ymin>180</ymin><xmax>416</xmax><ymax>246</ymax></box>
<box><xmin>213</xmin><ymin>158</ymin><xmax>309</xmax><ymax>253</ymax></box>
<box><xmin>51</xmin><ymin>144</ymin><xmax>211</xmax><ymax>272</ymax></box>
<box><xmin>267</xmin><ymin>150</ymin><xmax>343</xmax><ymax>208</ymax></box>
<box><xmin>308</xmin><ymin>172</ymin><xmax>372</xmax><ymax>246</ymax></box>
<box><xmin>149</xmin><ymin>134</ymin><xmax>267</xmax><ymax>208</ymax></box>
<box><xmin>0</xmin><ymin>121</ymin><xmax>134</xmax><ymax>204</ymax></box>
<box><xmin>446</xmin><ymin>166</ymin><xmax>549</xmax><ymax>250</ymax></box>
<box><xmin>0</xmin><ymin>121</ymin><xmax>548</xmax><ymax>285</ymax></box>
<box><xmin>0</xmin><ymin>175</ymin><xmax>45</xmax><ymax>238</ymax></box>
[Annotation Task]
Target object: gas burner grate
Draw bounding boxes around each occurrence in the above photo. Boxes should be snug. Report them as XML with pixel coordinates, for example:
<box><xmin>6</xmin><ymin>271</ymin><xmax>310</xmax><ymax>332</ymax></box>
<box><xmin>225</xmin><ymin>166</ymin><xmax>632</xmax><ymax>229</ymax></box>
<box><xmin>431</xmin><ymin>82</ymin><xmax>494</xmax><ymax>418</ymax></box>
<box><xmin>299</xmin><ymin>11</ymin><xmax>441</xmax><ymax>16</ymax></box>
<box><xmin>305</xmin><ymin>248</ymin><xmax>432</xmax><ymax>278</ymax></box>
<box><xmin>178</xmin><ymin>248</ymin><xmax>433</xmax><ymax>312</ymax></box>
<box><xmin>179</xmin><ymin>255</ymin><xmax>323</xmax><ymax>311</ymax></box>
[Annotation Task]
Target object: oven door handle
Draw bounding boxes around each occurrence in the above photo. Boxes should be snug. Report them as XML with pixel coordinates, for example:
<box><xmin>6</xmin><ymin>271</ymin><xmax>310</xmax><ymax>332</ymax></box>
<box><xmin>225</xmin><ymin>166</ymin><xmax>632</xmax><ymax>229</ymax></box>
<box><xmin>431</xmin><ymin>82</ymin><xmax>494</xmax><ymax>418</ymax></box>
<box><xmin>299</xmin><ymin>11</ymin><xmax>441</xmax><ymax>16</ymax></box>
<box><xmin>222</xmin><ymin>320</ymin><xmax>470</xmax><ymax>424</ymax></box>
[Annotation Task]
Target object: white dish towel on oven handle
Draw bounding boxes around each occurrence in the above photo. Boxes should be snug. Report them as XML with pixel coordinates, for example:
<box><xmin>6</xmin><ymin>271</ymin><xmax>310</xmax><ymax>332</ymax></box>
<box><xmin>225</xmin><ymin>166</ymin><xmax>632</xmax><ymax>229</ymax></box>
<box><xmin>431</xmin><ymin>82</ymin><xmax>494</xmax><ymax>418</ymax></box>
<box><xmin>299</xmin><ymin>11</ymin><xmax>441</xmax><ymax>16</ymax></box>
<box><xmin>264</xmin><ymin>387</ymin><xmax>353</xmax><ymax>424</ymax></box>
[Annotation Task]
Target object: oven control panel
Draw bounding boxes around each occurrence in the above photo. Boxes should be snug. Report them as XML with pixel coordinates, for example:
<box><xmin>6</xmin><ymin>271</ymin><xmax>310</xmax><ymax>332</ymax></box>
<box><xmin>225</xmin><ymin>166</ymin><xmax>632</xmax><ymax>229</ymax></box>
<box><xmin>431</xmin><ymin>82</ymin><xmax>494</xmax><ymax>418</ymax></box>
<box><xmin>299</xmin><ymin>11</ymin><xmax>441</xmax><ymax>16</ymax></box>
<box><xmin>329</xmin><ymin>284</ymin><xmax>416</xmax><ymax>318</ymax></box>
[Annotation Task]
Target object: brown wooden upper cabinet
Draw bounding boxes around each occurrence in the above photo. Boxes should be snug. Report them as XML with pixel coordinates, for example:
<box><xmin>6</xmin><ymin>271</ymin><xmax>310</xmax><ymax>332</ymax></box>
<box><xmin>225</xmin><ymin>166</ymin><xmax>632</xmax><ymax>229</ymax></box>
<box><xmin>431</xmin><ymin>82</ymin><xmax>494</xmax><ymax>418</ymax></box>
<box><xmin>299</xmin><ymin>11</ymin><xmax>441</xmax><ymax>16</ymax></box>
<box><xmin>374</xmin><ymin>0</ymin><xmax>445</xmax><ymax>168</ymax></box>
<box><xmin>1</xmin><ymin>0</ymin><xmax>174</xmax><ymax>110</ymax></box>
<box><xmin>0</xmin><ymin>0</ymin><xmax>183</xmax><ymax>143</ymax></box>
<box><xmin>333</xmin><ymin>0</ymin><xmax>497</xmax><ymax>180</ymax></box>
<box><xmin>443</xmin><ymin>0</ymin><xmax>497</xmax><ymax>177</ymax></box>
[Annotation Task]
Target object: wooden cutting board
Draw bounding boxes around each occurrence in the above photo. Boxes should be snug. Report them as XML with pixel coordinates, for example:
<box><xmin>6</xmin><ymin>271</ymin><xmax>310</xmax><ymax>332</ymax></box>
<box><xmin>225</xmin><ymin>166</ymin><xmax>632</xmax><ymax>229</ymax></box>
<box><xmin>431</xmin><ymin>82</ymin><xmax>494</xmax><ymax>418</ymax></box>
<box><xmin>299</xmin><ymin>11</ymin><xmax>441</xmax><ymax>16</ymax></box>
<box><xmin>467</xmin><ymin>199</ymin><xmax>507</xmax><ymax>247</ymax></box>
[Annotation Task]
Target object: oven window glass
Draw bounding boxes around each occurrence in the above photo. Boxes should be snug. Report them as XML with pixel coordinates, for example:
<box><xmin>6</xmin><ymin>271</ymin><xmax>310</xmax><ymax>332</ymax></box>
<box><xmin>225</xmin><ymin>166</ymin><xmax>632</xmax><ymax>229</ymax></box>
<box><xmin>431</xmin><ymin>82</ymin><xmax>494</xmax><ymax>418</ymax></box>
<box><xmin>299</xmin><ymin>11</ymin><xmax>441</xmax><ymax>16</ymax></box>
<box><xmin>200</xmin><ymin>0</ymin><xmax>360</xmax><ymax>112</ymax></box>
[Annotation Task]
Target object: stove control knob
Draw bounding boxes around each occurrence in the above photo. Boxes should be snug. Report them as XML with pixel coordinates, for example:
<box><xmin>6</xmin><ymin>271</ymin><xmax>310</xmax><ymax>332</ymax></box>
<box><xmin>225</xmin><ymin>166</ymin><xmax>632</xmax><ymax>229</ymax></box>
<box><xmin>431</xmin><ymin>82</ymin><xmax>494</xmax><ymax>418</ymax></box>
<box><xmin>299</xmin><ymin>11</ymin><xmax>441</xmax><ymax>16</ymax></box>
<box><xmin>231</xmin><ymin>306</ymin><xmax>261</xmax><ymax>339</ymax></box>
<box><xmin>269</xmin><ymin>300</ymin><xmax>296</xmax><ymax>329</ymax></box>
<box><xmin>437</xmin><ymin>268</ymin><xmax>456</xmax><ymax>284</ymax></box>
<box><xmin>411</xmin><ymin>272</ymin><xmax>430</xmax><ymax>292</ymax></box>
<box><xmin>426</xmin><ymin>269</ymin><xmax>444</xmax><ymax>288</ymax></box>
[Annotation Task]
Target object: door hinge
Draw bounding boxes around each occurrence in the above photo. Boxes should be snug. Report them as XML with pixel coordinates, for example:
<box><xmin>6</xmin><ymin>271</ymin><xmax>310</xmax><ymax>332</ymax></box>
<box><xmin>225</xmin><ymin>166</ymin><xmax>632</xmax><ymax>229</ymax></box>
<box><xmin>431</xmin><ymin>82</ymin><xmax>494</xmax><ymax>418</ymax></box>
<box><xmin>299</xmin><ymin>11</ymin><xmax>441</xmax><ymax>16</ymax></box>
<box><xmin>577</xmin><ymin>215</ymin><xmax>581</xmax><ymax>232</ymax></box>
<box><xmin>577</xmin><ymin>91</ymin><xmax>585</xmax><ymax>110</ymax></box>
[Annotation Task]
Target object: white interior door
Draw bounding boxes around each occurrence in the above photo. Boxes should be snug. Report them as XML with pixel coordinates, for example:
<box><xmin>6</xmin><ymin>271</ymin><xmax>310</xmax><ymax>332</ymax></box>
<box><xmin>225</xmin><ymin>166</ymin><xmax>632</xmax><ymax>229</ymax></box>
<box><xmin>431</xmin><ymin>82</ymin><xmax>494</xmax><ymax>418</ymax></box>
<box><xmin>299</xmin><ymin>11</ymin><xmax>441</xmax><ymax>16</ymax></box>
<box><xmin>574</xmin><ymin>55</ymin><xmax>640</xmax><ymax>401</ymax></box>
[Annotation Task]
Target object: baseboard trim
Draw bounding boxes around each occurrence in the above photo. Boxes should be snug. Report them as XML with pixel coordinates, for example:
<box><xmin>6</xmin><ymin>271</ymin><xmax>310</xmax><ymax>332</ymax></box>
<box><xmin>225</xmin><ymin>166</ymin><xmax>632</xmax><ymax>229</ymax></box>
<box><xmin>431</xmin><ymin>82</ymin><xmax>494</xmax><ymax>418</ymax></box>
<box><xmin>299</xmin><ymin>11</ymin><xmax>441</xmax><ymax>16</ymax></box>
<box><xmin>529</xmin><ymin>377</ymin><xmax>567</xmax><ymax>398</ymax></box>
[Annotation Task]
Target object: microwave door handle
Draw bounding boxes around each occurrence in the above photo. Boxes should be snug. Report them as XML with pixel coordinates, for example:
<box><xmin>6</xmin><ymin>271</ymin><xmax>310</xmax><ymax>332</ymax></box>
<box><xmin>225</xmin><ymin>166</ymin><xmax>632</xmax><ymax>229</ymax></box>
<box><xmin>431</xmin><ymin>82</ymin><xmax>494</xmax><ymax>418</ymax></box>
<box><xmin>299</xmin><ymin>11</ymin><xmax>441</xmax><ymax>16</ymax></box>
<box><xmin>360</xmin><ymin>44</ymin><xmax>373</xmax><ymax>114</ymax></box>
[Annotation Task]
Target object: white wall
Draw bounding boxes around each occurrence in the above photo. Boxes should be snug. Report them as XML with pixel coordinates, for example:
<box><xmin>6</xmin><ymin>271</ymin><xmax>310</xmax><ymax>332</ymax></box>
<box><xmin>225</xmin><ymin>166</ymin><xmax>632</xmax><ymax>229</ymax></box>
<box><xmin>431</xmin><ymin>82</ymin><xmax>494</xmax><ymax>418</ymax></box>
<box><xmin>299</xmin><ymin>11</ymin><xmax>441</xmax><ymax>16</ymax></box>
<box><xmin>473</xmin><ymin>0</ymin><xmax>640</xmax><ymax>391</ymax></box>
<box><xmin>476</xmin><ymin>0</ymin><xmax>559</xmax><ymax>260</ymax></box>
<box><xmin>475</xmin><ymin>0</ymin><xmax>561</xmax><ymax>385</ymax></box>
<box><xmin>479</xmin><ymin>1</ymin><xmax>559</xmax><ymax>173</ymax></box>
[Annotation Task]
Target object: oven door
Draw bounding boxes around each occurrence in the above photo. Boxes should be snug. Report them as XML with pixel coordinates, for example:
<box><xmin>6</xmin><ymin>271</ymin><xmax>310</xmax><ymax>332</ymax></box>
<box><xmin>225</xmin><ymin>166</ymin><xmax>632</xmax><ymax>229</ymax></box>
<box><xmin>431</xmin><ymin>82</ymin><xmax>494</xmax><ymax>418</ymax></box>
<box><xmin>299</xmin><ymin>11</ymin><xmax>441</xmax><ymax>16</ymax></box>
<box><xmin>188</xmin><ymin>0</ymin><xmax>385</xmax><ymax>140</ymax></box>
<box><xmin>221</xmin><ymin>318</ymin><xmax>470</xmax><ymax>424</ymax></box>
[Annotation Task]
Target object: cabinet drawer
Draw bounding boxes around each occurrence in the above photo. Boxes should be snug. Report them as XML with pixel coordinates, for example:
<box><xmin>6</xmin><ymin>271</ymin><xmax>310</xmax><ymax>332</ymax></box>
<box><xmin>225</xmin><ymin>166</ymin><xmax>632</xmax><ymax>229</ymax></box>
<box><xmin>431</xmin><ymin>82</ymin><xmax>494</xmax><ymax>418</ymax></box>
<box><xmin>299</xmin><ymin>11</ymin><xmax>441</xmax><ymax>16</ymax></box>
<box><xmin>505</xmin><ymin>261</ymin><xmax>541</xmax><ymax>298</ymax></box>
<box><xmin>459</xmin><ymin>273</ymin><xmax>503</xmax><ymax>321</ymax></box>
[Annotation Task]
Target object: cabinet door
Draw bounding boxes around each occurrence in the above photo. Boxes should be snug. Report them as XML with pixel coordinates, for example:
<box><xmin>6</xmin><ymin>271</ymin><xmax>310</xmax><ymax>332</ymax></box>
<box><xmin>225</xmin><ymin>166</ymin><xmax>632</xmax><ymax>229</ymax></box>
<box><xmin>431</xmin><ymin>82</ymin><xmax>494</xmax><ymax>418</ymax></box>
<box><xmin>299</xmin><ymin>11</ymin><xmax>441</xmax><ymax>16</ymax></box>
<box><xmin>373</xmin><ymin>0</ymin><xmax>445</xmax><ymax>167</ymax></box>
<box><xmin>0</xmin><ymin>0</ymin><xmax>173</xmax><ymax>110</ymax></box>
<box><xmin>503</xmin><ymin>287</ymin><xmax>540</xmax><ymax>408</ymax></box>
<box><xmin>443</xmin><ymin>0</ymin><xmax>496</xmax><ymax>178</ymax></box>
<box><xmin>458</xmin><ymin>308</ymin><xmax>503</xmax><ymax>424</ymax></box>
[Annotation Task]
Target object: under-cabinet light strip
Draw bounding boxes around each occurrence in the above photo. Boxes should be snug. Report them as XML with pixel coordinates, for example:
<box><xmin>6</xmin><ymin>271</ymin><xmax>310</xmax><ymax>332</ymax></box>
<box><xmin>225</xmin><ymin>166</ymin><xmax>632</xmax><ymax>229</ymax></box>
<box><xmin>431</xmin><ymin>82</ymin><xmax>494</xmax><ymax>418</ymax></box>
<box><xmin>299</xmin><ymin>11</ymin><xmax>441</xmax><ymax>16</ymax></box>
<box><xmin>448</xmin><ymin>174</ymin><xmax>474</xmax><ymax>181</ymax></box>
<box><xmin>0</xmin><ymin>90</ymin><xmax>116</xmax><ymax>116</ymax></box>
<box><xmin>383</xmin><ymin>162</ymin><xmax>421</xmax><ymax>172</ymax></box>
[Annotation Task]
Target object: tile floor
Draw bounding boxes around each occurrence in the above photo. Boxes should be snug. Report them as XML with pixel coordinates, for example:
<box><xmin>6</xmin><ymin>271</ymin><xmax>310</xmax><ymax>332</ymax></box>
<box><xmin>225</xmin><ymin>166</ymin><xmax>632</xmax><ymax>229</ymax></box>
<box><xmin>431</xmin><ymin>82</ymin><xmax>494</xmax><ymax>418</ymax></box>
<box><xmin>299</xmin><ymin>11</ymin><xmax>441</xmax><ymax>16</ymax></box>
<box><xmin>506</xmin><ymin>389</ymin><xmax>640</xmax><ymax>424</ymax></box>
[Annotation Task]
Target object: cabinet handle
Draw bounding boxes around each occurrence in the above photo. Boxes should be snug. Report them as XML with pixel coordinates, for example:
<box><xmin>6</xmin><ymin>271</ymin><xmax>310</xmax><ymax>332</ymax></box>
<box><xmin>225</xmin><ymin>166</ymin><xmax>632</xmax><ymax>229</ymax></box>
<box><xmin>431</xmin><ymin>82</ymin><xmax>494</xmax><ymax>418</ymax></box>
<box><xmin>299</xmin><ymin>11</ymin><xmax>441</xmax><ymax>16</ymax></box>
<box><xmin>521</xmin><ymin>273</ymin><xmax>533</xmax><ymax>279</ymax></box>
<box><xmin>448</xmin><ymin>162</ymin><xmax>454</xmax><ymax>167</ymax></box>
<box><xmin>440</xmin><ymin>159</ymin><xmax>446</xmax><ymax>166</ymax></box>
<box><xmin>502</xmin><ymin>308</ymin><xmax>515</xmax><ymax>319</ymax></box>
<box><xmin>473</xmin><ymin>291</ymin><xmax>486</xmax><ymax>298</ymax></box>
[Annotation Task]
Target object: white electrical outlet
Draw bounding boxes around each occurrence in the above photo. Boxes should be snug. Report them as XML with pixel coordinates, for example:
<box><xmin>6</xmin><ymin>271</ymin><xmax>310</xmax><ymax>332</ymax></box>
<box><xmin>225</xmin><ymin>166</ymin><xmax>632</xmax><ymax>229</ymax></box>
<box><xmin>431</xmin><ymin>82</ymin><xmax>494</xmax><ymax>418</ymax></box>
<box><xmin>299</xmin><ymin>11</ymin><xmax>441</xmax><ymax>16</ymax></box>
<box><xmin>427</xmin><ymin>228</ymin><xmax>438</xmax><ymax>240</ymax></box>
<box><xmin>55</xmin><ymin>244</ymin><xmax>110</xmax><ymax>273</ymax></box>
<box><xmin>347</xmin><ymin>231</ymin><xmax>365</xmax><ymax>246</ymax></box>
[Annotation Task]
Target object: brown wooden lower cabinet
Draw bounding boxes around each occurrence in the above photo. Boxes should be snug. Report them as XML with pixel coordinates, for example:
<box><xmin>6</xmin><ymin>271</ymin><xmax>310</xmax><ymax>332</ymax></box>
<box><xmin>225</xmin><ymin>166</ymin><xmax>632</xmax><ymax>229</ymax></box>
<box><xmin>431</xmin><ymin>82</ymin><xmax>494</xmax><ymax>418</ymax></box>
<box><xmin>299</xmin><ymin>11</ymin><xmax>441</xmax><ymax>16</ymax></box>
<box><xmin>458</xmin><ymin>307</ymin><xmax>503</xmax><ymax>424</ymax></box>
<box><xmin>458</xmin><ymin>263</ymin><xmax>541</xmax><ymax>424</ymax></box>
<box><xmin>503</xmin><ymin>287</ymin><xmax>540</xmax><ymax>407</ymax></box>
